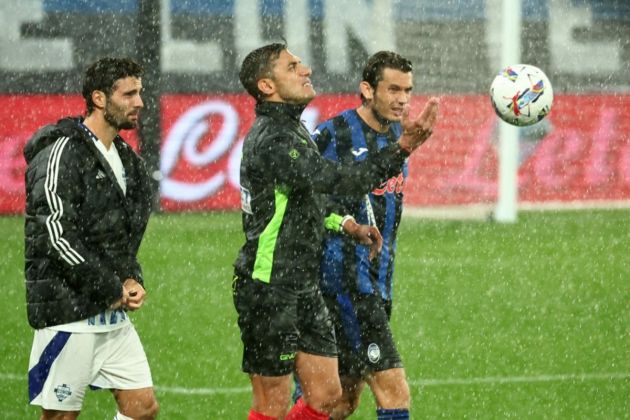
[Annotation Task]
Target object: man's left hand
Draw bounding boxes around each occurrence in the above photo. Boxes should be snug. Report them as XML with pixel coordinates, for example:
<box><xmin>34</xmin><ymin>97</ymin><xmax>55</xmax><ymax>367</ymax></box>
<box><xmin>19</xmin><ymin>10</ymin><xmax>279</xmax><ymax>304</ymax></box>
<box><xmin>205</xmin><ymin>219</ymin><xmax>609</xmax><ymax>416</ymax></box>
<box><xmin>122</xmin><ymin>278</ymin><xmax>146</xmax><ymax>311</ymax></box>
<box><xmin>343</xmin><ymin>220</ymin><xmax>383</xmax><ymax>260</ymax></box>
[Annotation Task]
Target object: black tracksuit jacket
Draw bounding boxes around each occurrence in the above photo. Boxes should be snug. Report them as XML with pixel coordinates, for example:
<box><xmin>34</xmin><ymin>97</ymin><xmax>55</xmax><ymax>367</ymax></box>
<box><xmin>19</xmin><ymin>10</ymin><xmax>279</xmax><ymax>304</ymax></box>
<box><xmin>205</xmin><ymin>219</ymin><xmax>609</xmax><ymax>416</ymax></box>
<box><xmin>233</xmin><ymin>101</ymin><xmax>408</xmax><ymax>291</ymax></box>
<box><xmin>23</xmin><ymin>117</ymin><xmax>153</xmax><ymax>329</ymax></box>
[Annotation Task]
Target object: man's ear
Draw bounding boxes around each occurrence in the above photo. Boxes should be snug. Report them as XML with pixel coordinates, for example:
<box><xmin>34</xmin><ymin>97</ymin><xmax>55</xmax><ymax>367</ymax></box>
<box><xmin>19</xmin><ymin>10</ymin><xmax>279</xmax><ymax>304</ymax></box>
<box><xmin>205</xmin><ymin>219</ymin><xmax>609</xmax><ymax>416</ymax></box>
<box><xmin>359</xmin><ymin>81</ymin><xmax>374</xmax><ymax>102</ymax></box>
<box><xmin>257</xmin><ymin>78</ymin><xmax>276</xmax><ymax>96</ymax></box>
<box><xmin>91</xmin><ymin>90</ymin><xmax>106</xmax><ymax>110</ymax></box>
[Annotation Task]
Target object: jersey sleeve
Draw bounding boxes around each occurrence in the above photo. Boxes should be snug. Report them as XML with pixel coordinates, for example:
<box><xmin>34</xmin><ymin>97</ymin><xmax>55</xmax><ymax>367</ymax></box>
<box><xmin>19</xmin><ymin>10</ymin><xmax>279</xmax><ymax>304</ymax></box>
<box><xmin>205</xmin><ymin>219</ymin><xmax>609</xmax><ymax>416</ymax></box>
<box><xmin>313</xmin><ymin>121</ymin><xmax>371</xmax><ymax>231</ymax></box>
<box><xmin>257</xmin><ymin>131</ymin><xmax>407</xmax><ymax>197</ymax></box>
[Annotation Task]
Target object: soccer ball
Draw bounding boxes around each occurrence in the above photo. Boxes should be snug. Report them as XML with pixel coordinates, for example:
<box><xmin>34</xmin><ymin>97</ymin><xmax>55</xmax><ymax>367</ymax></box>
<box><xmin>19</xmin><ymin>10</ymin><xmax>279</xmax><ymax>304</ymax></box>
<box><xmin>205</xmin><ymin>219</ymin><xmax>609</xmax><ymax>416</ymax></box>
<box><xmin>490</xmin><ymin>64</ymin><xmax>553</xmax><ymax>127</ymax></box>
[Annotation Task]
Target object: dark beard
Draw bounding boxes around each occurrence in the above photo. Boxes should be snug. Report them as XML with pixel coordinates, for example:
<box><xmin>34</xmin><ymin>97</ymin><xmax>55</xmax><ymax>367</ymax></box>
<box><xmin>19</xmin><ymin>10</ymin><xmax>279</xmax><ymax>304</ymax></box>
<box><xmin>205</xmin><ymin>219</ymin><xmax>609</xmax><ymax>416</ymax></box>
<box><xmin>104</xmin><ymin>103</ymin><xmax>137</xmax><ymax>130</ymax></box>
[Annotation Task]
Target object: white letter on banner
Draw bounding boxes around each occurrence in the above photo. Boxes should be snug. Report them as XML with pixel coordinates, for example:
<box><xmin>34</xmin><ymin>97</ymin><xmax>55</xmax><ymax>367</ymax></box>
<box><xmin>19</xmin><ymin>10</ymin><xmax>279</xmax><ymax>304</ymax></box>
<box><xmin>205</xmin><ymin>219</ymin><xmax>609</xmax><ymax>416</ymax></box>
<box><xmin>228</xmin><ymin>138</ymin><xmax>244</xmax><ymax>189</ymax></box>
<box><xmin>285</xmin><ymin>0</ymin><xmax>312</xmax><ymax>68</ymax></box>
<box><xmin>160</xmin><ymin>0</ymin><xmax>223</xmax><ymax>73</ymax></box>
<box><xmin>0</xmin><ymin>0</ymin><xmax>73</xmax><ymax>71</ymax></box>
<box><xmin>324</xmin><ymin>0</ymin><xmax>395</xmax><ymax>73</ymax></box>
<box><xmin>234</xmin><ymin>0</ymin><xmax>264</xmax><ymax>65</ymax></box>
<box><xmin>161</xmin><ymin>101</ymin><xmax>238</xmax><ymax>201</ymax></box>
<box><xmin>549</xmin><ymin>0</ymin><xmax>620</xmax><ymax>74</ymax></box>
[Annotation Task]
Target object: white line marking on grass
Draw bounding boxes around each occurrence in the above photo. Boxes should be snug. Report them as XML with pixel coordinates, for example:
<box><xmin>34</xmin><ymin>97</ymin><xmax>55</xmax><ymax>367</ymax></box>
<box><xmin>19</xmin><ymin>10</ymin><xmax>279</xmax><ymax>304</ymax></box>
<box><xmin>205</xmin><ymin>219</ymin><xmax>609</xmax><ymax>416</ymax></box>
<box><xmin>409</xmin><ymin>372</ymin><xmax>630</xmax><ymax>387</ymax></box>
<box><xmin>3</xmin><ymin>372</ymin><xmax>629</xmax><ymax>395</ymax></box>
<box><xmin>155</xmin><ymin>385</ymin><xmax>250</xmax><ymax>395</ymax></box>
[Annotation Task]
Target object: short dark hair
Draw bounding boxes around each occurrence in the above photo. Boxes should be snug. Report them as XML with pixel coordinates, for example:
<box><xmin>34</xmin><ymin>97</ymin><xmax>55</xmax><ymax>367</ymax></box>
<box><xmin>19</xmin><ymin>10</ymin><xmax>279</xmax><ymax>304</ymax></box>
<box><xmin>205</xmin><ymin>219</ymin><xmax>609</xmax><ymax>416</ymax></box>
<box><xmin>82</xmin><ymin>57</ymin><xmax>144</xmax><ymax>115</ymax></box>
<box><xmin>239</xmin><ymin>43</ymin><xmax>287</xmax><ymax>101</ymax></box>
<box><xmin>361</xmin><ymin>51</ymin><xmax>413</xmax><ymax>104</ymax></box>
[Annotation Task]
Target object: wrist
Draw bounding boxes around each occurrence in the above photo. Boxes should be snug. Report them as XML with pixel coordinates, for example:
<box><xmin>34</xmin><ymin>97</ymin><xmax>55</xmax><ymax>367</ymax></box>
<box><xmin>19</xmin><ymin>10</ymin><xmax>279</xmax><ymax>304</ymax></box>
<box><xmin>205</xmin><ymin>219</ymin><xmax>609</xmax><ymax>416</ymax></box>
<box><xmin>397</xmin><ymin>137</ymin><xmax>413</xmax><ymax>156</ymax></box>
<box><xmin>341</xmin><ymin>215</ymin><xmax>357</xmax><ymax>236</ymax></box>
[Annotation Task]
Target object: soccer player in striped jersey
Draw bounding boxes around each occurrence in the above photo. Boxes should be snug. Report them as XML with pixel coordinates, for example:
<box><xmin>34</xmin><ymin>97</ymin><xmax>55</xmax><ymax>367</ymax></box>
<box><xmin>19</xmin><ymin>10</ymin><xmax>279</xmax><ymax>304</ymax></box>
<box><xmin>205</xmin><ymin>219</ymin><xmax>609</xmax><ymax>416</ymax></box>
<box><xmin>313</xmin><ymin>51</ymin><xmax>426</xmax><ymax>420</ymax></box>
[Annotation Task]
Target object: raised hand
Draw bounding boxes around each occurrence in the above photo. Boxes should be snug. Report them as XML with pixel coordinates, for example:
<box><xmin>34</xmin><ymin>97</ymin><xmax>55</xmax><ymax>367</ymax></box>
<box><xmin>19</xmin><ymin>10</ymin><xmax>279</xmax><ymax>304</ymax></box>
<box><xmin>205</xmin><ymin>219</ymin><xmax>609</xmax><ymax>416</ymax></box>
<box><xmin>399</xmin><ymin>97</ymin><xmax>440</xmax><ymax>153</ymax></box>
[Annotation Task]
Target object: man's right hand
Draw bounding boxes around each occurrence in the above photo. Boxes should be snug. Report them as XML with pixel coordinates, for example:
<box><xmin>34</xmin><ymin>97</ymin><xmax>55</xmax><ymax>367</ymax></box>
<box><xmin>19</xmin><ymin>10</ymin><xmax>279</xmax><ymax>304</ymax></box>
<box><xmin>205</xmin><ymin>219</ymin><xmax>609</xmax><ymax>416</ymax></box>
<box><xmin>110</xmin><ymin>285</ymin><xmax>130</xmax><ymax>310</ymax></box>
<box><xmin>398</xmin><ymin>97</ymin><xmax>440</xmax><ymax>154</ymax></box>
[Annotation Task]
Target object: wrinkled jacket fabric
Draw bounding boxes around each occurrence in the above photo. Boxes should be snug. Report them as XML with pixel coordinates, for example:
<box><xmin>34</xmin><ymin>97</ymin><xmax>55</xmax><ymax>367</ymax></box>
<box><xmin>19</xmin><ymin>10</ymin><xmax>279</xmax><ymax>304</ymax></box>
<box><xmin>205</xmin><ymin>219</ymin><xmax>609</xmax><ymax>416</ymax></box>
<box><xmin>24</xmin><ymin>117</ymin><xmax>153</xmax><ymax>329</ymax></box>
<box><xmin>233</xmin><ymin>101</ymin><xmax>407</xmax><ymax>291</ymax></box>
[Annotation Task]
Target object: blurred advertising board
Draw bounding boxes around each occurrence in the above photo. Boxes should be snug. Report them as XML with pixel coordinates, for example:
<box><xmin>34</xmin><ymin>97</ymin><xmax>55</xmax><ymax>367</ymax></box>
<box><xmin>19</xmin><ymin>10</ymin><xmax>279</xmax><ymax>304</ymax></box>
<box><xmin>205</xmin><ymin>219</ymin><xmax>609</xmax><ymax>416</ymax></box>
<box><xmin>1</xmin><ymin>93</ymin><xmax>629</xmax><ymax>214</ymax></box>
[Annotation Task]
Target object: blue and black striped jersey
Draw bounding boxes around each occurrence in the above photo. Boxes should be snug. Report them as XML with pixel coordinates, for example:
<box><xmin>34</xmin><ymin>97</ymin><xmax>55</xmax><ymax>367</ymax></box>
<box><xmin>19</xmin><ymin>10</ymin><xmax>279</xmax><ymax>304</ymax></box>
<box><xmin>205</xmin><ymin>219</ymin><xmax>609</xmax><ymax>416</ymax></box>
<box><xmin>314</xmin><ymin>109</ymin><xmax>408</xmax><ymax>301</ymax></box>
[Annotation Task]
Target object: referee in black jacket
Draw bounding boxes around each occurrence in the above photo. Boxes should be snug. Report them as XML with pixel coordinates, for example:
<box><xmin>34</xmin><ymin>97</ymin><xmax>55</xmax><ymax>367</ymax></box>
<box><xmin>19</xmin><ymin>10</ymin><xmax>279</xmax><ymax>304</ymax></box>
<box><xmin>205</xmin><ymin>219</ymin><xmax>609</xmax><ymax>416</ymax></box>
<box><xmin>232</xmin><ymin>43</ymin><xmax>438</xmax><ymax>420</ymax></box>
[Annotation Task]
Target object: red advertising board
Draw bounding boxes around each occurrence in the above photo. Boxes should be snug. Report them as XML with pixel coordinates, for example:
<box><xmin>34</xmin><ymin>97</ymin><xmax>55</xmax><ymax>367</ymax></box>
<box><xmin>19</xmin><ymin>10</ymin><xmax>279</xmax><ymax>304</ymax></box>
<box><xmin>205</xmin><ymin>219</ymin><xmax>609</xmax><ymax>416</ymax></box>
<box><xmin>1</xmin><ymin>93</ymin><xmax>629</xmax><ymax>214</ymax></box>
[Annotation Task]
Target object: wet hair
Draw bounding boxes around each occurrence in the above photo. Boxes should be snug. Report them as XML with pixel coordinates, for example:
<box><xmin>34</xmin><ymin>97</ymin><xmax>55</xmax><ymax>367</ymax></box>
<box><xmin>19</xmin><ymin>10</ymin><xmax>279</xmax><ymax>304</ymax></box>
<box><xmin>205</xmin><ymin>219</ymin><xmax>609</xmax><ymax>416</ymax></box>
<box><xmin>360</xmin><ymin>51</ymin><xmax>413</xmax><ymax>104</ymax></box>
<box><xmin>82</xmin><ymin>57</ymin><xmax>144</xmax><ymax>115</ymax></box>
<box><xmin>239</xmin><ymin>43</ymin><xmax>287</xmax><ymax>102</ymax></box>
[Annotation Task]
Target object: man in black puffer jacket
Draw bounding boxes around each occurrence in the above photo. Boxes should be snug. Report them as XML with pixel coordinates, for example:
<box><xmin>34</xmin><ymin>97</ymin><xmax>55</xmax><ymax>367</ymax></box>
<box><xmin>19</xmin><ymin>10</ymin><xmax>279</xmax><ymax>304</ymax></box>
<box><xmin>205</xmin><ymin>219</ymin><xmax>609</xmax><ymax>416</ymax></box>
<box><xmin>24</xmin><ymin>57</ymin><xmax>159</xmax><ymax>419</ymax></box>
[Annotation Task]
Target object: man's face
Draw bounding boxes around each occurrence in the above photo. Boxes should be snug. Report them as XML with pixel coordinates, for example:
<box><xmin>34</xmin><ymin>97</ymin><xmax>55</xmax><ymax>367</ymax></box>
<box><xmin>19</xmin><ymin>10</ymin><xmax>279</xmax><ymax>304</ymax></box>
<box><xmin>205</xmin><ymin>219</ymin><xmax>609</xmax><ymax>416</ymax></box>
<box><xmin>104</xmin><ymin>76</ymin><xmax>143</xmax><ymax>130</ymax></box>
<box><xmin>369</xmin><ymin>68</ymin><xmax>413</xmax><ymax>122</ymax></box>
<box><xmin>268</xmin><ymin>49</ymin><xmax>315</xmax><ymax>104</ymax></box>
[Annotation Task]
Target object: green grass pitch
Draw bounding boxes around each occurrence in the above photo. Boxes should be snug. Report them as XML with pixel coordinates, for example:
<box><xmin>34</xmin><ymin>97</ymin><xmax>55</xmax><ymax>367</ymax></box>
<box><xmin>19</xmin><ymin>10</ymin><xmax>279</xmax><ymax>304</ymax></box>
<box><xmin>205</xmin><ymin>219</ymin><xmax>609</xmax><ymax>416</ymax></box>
<box><xmin>1</xmin><ymin>210</ymin><xmax>628</xmax><ymax>418</ymax></box>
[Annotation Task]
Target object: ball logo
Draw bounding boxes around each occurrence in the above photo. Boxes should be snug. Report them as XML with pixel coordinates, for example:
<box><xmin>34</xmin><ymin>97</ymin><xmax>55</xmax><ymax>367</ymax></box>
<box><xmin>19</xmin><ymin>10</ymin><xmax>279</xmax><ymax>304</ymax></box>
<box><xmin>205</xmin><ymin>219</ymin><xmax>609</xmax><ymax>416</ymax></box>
<box><xmin>367</xmin><ymin>343</ymin><xmax>381</xmax><ymax>363</ymax></box>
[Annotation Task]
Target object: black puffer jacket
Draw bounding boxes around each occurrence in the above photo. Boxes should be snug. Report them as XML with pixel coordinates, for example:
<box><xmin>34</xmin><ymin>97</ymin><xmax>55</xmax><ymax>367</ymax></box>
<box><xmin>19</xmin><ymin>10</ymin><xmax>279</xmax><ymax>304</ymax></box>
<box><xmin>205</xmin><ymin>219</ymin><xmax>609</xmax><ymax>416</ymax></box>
<box><xmin>24</xmin><ymin>117</ymin><xmax>153</xmax><ymax>329</ymax></box>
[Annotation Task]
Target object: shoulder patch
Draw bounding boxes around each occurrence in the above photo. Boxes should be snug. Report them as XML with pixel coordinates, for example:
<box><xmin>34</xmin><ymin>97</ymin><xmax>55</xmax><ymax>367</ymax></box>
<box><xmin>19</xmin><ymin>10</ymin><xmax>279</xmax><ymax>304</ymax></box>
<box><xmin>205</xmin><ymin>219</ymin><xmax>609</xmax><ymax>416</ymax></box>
<box><xmin>289</xmin><ymin>149</ymin><xmax>300</xmax><ymax>159</ymax></box>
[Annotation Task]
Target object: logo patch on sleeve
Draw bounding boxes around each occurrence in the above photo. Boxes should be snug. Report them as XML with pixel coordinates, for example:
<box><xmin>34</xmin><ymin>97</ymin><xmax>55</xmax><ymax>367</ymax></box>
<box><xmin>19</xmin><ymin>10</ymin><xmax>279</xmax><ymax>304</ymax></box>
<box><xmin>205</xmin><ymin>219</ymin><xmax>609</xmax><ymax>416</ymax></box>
<box><xmin>289</xmin><ymin>149</ymin><xmax>300</xmax><ymax>159</ymax></box>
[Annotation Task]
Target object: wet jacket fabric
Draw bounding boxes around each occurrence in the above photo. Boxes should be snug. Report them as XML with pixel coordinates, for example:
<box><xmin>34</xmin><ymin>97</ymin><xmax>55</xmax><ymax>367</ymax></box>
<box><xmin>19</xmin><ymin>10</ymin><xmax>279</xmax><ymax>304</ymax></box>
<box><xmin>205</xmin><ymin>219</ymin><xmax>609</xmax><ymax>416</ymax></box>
<box><xmin>315</xmin><ymin>109</ymin><xmax>406</xmax><ymax>301</ymax></box>
<box><xmin>233</xmin><ymin>101</ymin><xmax>408</xmax><ymax>291</ymax></box>
<box><xmin>24</xmin><ymin>117</ymin><xmax>153</xmax><ymax>329</ymax></box>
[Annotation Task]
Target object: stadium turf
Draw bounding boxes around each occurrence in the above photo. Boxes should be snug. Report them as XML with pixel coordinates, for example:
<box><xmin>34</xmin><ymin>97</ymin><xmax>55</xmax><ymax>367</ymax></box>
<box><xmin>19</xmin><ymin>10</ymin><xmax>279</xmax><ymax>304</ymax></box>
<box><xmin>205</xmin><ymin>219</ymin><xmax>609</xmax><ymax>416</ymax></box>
<box><xmin>1</xmin><ymin>209</ymin><xmax>628</xmax><ymax>418</ymax></box>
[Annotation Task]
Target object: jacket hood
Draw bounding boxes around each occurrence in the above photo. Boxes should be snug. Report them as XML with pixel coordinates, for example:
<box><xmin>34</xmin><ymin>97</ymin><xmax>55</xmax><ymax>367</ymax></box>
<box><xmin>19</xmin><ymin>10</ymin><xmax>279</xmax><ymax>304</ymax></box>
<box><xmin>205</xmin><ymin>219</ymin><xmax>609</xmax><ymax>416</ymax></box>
<box><xmin>23</xmin><ymin>116</ymin><xmax>83</xmax><ymax>164</ymax></box>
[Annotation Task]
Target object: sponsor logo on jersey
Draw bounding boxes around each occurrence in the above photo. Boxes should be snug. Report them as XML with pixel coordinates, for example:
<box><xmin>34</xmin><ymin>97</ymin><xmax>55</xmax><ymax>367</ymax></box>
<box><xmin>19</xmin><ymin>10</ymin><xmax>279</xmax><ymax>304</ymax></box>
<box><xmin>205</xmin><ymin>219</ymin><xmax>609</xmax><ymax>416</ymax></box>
<box><xmin>279</xmin><ymin>352</ymin><xmax>296</xmax><ymax>361</ymax></box>
<box><xmin>351</xmin><ymin>147</ymin><xmax>369</xmax><ymax>157</ymax></box>
<box><xmin>367</xmin><ymin>343</ymin><xmax>381</xmax><ymax>363</ymax></box>
<box><xmin>54</xmin><ymin>384</ymin><xmax>72</xmax><ymax>402</ymax></box>
<box><xmin>87</xmin><ymin>309</ymin><xmax>127</xmax><ymax>326</ymax></box>
<box><xmin>372</xmin><ymin>173</ymin><xmax>404</xmax><ymax>195</ymax></box>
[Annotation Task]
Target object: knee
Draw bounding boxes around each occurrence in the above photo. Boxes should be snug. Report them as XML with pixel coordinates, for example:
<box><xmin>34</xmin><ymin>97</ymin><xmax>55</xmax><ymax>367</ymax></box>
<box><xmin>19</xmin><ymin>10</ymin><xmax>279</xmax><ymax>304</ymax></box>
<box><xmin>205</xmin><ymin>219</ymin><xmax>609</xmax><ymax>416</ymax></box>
<box><xmin>252</xmin><ymin>380</ymin><xmax>292</xmax><ymax>418</ymax></box>
<box><xmin>143</xmin><ymin>398</ymin><xmax>160</xmax><ymax>420</ymax></box>
<box><xmin>332</xmin><ymin>391</ymin><xmax>361</xmax><ymax>419</ymax></box>
<box><xmin>126</xmin><ymin>396</ymin><xmax>160</xmax><ymax>420</ymax></box>
<box><xmin>304</xmin><ymin>379</ymin><xmax>342</xmax><ymax>413</ymax></box>
<box><xmin>41</xmin><ymin>411</ymin><xmax>80</xmax><ymax>420</ymax></box>
<box><xmin>399</xmin><ymin>382</ymin><xmax>411</xmax><ymax>407</ymax></box>
<box><xmin>382</xmin><ymin>380</ymin><xmax>410</xmax><ymax>408</ymax></box>
<box><xmin>372</xmin><ymin>370</ymin><xmax>411</xmax><ymax>409</ymax></box>
<box><xmin>324</xmin><ymin>378</ymin><xmax>343</xmax><ymax>404</ymax></box>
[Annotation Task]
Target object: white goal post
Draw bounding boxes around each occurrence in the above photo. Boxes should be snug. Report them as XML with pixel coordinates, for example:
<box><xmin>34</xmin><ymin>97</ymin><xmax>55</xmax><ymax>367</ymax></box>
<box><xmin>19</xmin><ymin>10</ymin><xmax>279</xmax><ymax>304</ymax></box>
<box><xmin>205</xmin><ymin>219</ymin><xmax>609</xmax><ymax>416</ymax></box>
<box><xmin>493</xmin><ymin>0</ymin><xmax>521</xmax><ymax>223</ymax></box>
